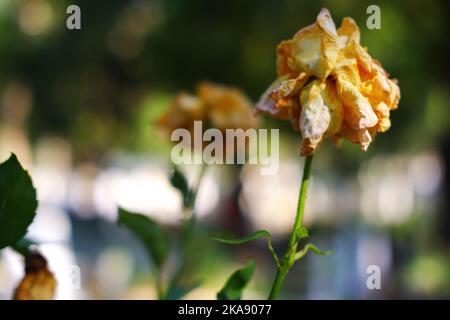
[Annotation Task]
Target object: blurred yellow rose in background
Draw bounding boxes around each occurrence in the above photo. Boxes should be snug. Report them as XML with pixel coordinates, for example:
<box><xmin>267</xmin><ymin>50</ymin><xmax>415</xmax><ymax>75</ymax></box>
<box><xmin>156</xmin><ymin>82</ymin><xmax>259</xmax><ymax>138</ymax></box>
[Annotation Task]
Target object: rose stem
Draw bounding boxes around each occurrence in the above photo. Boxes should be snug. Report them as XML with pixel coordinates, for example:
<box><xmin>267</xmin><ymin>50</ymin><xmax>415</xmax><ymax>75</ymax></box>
<box><xmin>268</xmin><ymin>155</ymin><xmax>313</xmax><ymax>300</ymax></box>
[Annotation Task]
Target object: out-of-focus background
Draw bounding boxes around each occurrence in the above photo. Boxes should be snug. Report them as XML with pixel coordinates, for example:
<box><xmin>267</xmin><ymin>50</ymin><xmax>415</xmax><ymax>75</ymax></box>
<box><xmin>0</xmin><ymin>0</ymin><xmax>449</xmax><ymax>299</ymax></box>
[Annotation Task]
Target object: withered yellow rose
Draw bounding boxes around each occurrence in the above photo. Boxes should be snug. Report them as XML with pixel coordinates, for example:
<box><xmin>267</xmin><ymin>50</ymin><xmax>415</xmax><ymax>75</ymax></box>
<box><xmin>14</xmin><ymin>252</ymin><xmax>57</xmax><ymax>300</ymax></box>
<box><xmin>256</xmin><ymin>8</ymin><xmax>400</xmax><ymax>155</ymax></box>
<box><xmin>157</xmin><ymin>82</ymin><xmax>258</xmax><ymax>136</ymax></box>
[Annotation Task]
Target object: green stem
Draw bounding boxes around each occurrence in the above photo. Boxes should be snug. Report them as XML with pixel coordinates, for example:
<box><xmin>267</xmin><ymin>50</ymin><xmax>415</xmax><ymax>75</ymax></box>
<box><xmin>11</xmin><ymin>238</ymin><xmax>37</xmax><ymax>256</ymax></box>
<box><xmin>184</xmin><ymin>163</ymin><xmax>207</xmax><ymax>221</ymax></box>
<box><xmin>164</xmin><ymin>164</ymin><xmax>208</xmax><ymax>299</ymax></box>
<box><xmin>156</xmin><ymin>270</ymin><xmax>165</xmax><ymax>300</ymax></box>
<box><xmin>268</xmin><ymin>155</ymin><xmax>313</xmax><ymax>300</ymax></box>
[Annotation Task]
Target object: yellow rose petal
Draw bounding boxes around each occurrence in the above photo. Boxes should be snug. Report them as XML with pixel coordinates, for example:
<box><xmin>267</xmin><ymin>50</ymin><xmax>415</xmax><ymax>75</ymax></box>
<box><xmin>375</xmin><ymin>101</ymin><xmax>391</xmax><ymax>132</ymax></box>
<box><xmin>288</xmin><ymin>8</ymin><xmax>339</xmax><ymax>80</ymax></box>
<box><xmin>270</xmin><ymin>73</ymin><xmax>309</xmax><ymax>108</ymax></box>
<box><xmin>255</xmin><ymin>77</ymin><xmax>292</xmax><ymax>120</ymax></box>
<box><xmin>323</xmin><ymin>80</ymin><xmax>344</xmax><ymax>136</ymax></box>
<box><xmin>361</xmin><ymin>72</ymin><xmax>390</xmax><ymax>106</ymax></box>
<box><xmin>299</xmin><ymin>80</ymin><xmax>331</xmax><ymax>146</ymax></box>
<box><xmin>351</xmin><ymin>42</ymin><xmax>372</xmax><ymax>73</ymax></box>
<box><xmin>385</xmin><ymin>78</ymin><xmax>401</xmax><ymax>110</ymax></box>
<box><xmin>337</xmin><ymin>17</ymin><xmax>360</xmax><ymax>46</ymax></box>
<box><xmin>276</xmin><ymin>40</ymin><xmax>296</xmax><ymax>77</ymax></box>
<box><xmin>338</xmin><ymin>122</ymin><xmax>373</xmax><ymax>151</ymax></box>
<box><xmin>336</xmin><ymin>76</ymin><xmax>378</xmax><ymax>130</ymax></box>
<box><xmin>333</xmin><ymin>60</ymin><xmax>361</xmax><ymax>86</ymax></box>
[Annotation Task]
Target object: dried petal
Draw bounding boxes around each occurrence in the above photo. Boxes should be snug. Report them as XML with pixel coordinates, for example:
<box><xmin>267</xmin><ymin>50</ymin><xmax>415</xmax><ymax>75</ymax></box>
<box><xmin>336</xmin><ymin>76</ymin><xmax>378</xmax><ymax>130</ymax></box>
<box><xmin>351</xmin><ymin>42</ymin><xmax>372</xmax><ymax>74</ymax></box>
<box><xmin>255</xmin><ymin>77</ymin><xmax>291</xmax><ymax>120</ymax></box>
<box><xmin>337</xmin><ymin>17</ymin><xmax>360</xmax><ymax>47</ymax></box>
<box><xmin>361</xmin><ymin>71</ymin><xmax>390</xmax><ymax>106</ymax></box>
<box><xmin>374</xmin><ymin>102</ymin><xmax>391</xmax><ymax>132</ymax></box>
<box><xmin>333</xmin><ymin>59</ymin><xmax>361</xmax><ymax>86</ymax></box>
<box><xmin>270</xmin><ymin>73</ymin><xmax>309</xmax><ymax>108</ymax></box>
<box><xmin>323</xmin><ymin>80</ymin><xmax>344</xmax><ymax>136</ymax></box>
<box><xmin>299</xmin><ymin>80</ymin><xmax>331</xmax><ymax>148</ymax></box>
<box><xmin>385</xmin><ymin>78</ymin><xmax>401</xmax><ymax>110</ymax></box>
<box><xmin>338</xmin><ymin>122</ymin><xmax>373</xmax><ymax>151</ymax></box>
<box><xmin>282</xmin><ymin>8</ymin><xmax>339</xmax><ymax>80</ymax></box>
<box><xmin>276</xmin><ymin>40</ymin><xmax>296</xmax><ymax>77</ymax></box>
<box><xmin>357</xmin><ymin>128</ymin><xmax>373</xmax><ymax>151</ymax></box>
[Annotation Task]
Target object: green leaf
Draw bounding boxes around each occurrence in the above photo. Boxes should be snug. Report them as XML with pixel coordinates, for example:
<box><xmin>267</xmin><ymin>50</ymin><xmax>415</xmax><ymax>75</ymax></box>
<box><xmin>170</xmin><ymin>166</ymin><xmax>191</xmax><ymax>207</ymax></box>
<box><xmin>211</xmin><ymin>230</ymin><xmax>280</xmax><ymax>269</ymax></box>
<box><xmin>165</xmin><ymin>282</ymin><xmax>200</xmax><ymax>300</ymax></box>
<box><xmin>217</xmin><ymin>259</ymin><xmax>255</xmax><ymax>300</ymax></box>
<box><xmin>295</xmin><ymin>227</ymin><xmax>309</xmax><ymax>240</ymax></box>
<box><xmin>0</xmin><ymin>154</ymin><xmax>38</xmax><ymax>249</ymax></box>
<box><xmin>294</xmin><ymin>243</ymin><xmax>332</xmax><ymax>261</ymax></box>
<box><xmin>211</xmin><ymin>230</ymin><xmax>270</xmax><ymax>244</ymax></box>
<box><xmin>118</xmin><ymin>208</ymin><xmax>170</xmax><ymax>269</ymax></box>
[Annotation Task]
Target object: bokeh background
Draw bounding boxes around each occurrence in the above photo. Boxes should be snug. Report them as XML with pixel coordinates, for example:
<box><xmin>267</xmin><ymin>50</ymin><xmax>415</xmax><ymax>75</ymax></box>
<box><xmin>1</xmin><ymin>0</ymin><xmax>449</xmax><ymax>299</ymax></box>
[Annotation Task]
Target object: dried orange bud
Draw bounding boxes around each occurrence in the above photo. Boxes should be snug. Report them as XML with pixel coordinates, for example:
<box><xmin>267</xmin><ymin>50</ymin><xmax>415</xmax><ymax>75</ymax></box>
<box><xmin>256</xmin><ymin>8</ymin><xmax>400</xmax><ymax>155</ymax></box>
<box><xmin>13</xmin><ymin>252</ymin><xmax>57</xmax><ymax>300</ymax></box>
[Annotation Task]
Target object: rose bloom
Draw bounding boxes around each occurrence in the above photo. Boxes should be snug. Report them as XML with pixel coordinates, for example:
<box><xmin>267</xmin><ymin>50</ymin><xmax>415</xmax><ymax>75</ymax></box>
<box><xmin>156</xmin><ymin>82</ymin><xmax>259</xmax><ymax>137</ymax></box>
<box><xmin>256</xmin><ymin>8</ymin><xmax>400</xmax><ymax>156</ymax></box>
